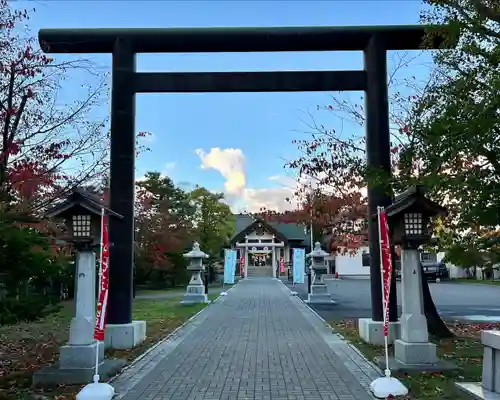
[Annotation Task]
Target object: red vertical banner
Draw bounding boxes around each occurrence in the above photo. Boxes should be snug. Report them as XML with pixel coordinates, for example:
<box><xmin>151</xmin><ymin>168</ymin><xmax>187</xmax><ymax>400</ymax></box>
<box><xmin>279</xmin><ymin>257</ymin><xmax>285</xmax><ymax>274</ymax></box>
<box><xmin>94</xmin><ymin>210</ymin><xmax>110</xmax><ymax>341</ymax></box>
<box><xmin>378</xmin><ymin>208</ymin><xmax>393</xmax><ymax>337</ymax></box>
<box><xmin>240</xmin><ymin>254</ymin><xmax>245</xmax><ymax>276</ymax></box>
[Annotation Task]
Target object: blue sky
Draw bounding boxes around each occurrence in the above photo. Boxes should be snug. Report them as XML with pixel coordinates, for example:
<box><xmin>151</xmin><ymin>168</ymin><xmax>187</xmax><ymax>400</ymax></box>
<box><xmin>22</xmin><ymin>0</ymin><xmax>430</xmax><ymax>212</ymax></box>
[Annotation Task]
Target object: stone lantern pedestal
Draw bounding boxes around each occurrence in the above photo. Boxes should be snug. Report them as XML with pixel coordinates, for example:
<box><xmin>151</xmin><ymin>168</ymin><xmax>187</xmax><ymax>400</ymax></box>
<box><xmin>181</xmin><ymin>242</ymin><xmax>209</xmax><ymax>305</ymax></box>
<box><xmin>376</xmin><ymin>248</ymin><xmax>455</xmax><ymax>373</ymax></box>
<box><xmin>394</xmin><ymin>249</ymin><xmax>437</xmax><ymax>366</ymax></box>
<box><xmin>33</xmin><ymin>250</ymin><xmax>125</xmax><ymax>386</ymax></box>
<box><xmin>306</xmin><ymin>242</ymin><xmax>335</xmax><ymax>304</ymax></box>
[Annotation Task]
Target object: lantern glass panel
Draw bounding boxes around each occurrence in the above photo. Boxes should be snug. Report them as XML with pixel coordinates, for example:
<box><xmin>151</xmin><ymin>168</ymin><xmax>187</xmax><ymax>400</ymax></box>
<box><xmin>313</xmin><ymin>256</ymin><xmax>324</xmax><ymax>265</ymax></box>
<box><xmin>191</xmin><ymin>258</ymin><xmax>202</xmax><ymax>268</ymax></box>
<box><xmin>72</xmin><ymin>214</ymin><xmax>92</xmax><ymax>237</ymax></box>
<box><xmin>403</xmin><ymin>212</ymin><xmax>423</xmax><ymax>236</ymax></box>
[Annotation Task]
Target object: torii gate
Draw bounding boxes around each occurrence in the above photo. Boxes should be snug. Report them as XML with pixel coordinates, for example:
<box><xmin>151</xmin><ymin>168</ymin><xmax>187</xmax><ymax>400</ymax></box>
<box><xmin>38</xmin><ymin>25</ymin><xmax>443</xmax><ymax>347</ymax></box>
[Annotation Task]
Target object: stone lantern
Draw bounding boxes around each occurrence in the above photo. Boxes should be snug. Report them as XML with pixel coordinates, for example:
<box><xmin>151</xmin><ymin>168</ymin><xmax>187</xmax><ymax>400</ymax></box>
<box><xmin>385</xmin><ymin>185</ymin><xmax>446</xmax><ymax>249</ymax></box>
<box><xmin>181</xmin><ymin>242</ymin><xmax>209</xmax><ymax>304</ymax></box>
<box><xmin>33</xmin><ymin>188</ymin><xmax>125</xmax><ymax>387</ymax></box>
<box><xmin>306</xmin><ymin>242</ymin><xmax>334</xmax><ymax>304</ymax></box>
<box><xmin>383</xmin><ymin>185</ymin><xmax>448</xmax><ymax>370</ymax></box>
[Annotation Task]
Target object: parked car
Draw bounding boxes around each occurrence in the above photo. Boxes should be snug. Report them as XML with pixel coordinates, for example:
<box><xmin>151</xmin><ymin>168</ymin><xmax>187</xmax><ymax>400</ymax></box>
<box><xmin>421</xmin><ymin>261</ymin><xmax>449</xmax><ymax>281</ymax></box>
<box><xmin>395</xmin><ymin>261</ymin><xmax>449</xmax><ymax>281</ymax></box>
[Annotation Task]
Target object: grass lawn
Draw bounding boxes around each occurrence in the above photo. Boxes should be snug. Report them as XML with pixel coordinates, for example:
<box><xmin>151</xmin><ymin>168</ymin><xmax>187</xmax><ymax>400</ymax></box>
<box><xmin>450</xmin><ymin>278</ymin><xmax>500</xmax><ymax>287</ymax></box>
<box><xmin>331</xmin><ymin>319</ymin><xmax>500</xmax><ymax>399</ymax></box>
<box><xmin>135</xmin><ymin>287</ymin><xmax>185</xmax><ymax>296</ymax></box>
<box><xmin>0</xmin><ymin>293</ymin><xmax>219</xmax><ymax>400</ymax></box>
<box><xmin>136</xmin><ymin>282</ymin><xmax>231</xmax><ymax>296</ymax></box>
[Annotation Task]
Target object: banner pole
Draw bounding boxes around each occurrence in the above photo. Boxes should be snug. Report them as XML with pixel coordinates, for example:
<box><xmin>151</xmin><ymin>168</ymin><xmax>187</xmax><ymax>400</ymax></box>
<box><xmin>377</xmin><ymin>206</ymin><xmax>391</xmax><ymax>378</ymax></box>
<box><xmin>369</xmin><ymin>208</ymin><xmax>407</xmax><ymax>399</ymax></box>
<box><xmin>94</xmin><ymin>207</ymin><xmax>105</xmax><ymax>383</ymax></box>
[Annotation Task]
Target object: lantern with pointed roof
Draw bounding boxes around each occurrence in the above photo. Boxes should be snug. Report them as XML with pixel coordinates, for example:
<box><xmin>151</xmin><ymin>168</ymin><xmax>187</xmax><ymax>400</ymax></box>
<box><xmin>181</xmin><ymin>242</ymin><xmax>210</xmax><ymax>304</ymax></box>
<box><xmin>45</xmin><ymin>188</ymin><xmax>123</xmax><ymax>247</ymax></box>
<box><xmin>307</xmin><ymin>241</ymin><xmax>329</xmax><ymax>276</ymax></box>
<box><xmin>384</xmin><ymin>185</ymin><xmax>447</xmax><ymax>249</ymax></box>
<box><xmin>184</xmin><ymin>241</ymin><xmax>209</xmax><ymax>271</ymax></box>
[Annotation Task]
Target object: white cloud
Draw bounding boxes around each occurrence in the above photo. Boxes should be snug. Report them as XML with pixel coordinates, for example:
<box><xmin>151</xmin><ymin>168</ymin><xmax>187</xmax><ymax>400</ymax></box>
<box><xmin>194</xmin><ymin>147</ymin><xmax>305</xmax><ymax>213</ymax></box>
<box><xmin>195</xmin><ymin>148</ymin><xmax>246</xmax><ymax>196</ymax></box>
<box><xmin>240</xmin><ymin>187</ymin><xmax>297</xmax><ymax>213</ymax></box>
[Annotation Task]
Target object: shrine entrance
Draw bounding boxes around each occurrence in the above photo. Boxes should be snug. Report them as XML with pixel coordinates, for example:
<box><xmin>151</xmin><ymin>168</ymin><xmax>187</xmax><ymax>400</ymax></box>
<box><xmin>38</xmin><ymin>24</ymin><xmax>444</xmax><ymax>328</ymax></box>
<box><xmin>249</xmin><ymin>248</ymin><xmax>271</xmax><ymax>267</ymax></box>
<box><xmin>247</xmin><ymin>248</ymin><xmax>273</xmax><ymax>278</ymax></box>
<box><xmin>232</xmin><ymin>219</ymin><xmax>288</xmax><ymax>278</ymax></box>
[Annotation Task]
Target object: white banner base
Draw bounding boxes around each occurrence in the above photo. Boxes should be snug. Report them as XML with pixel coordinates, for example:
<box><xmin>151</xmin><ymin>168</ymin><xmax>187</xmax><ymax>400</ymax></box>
<box><xmin>76</xmin><ymin>382</ymin><xmax>114</xmax><ymax>400</ymax></box>
<box><xmin>370</xmin><ymin>376</ymin><xmax>408</xmax><ymax>398</ymax></box>
<box><xmin>220</xmin><ymin>291</ymin><xmax>228</xmax><ymax>296</ymax></box>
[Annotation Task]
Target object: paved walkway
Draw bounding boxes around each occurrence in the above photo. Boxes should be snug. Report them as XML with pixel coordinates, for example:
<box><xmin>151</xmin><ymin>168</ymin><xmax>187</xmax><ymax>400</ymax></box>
<box><xmin>111</xmin><ymin>278</ymin><xmax>380</xmax><ymax>400</ymax></box>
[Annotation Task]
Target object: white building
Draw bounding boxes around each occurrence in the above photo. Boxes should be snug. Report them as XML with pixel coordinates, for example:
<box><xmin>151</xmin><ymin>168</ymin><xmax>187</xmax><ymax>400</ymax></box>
<box><xmin>330</xmin><ymin>248</ymin><xmax>465</xmax><ymax>279</ymax></box>
<box><xmin>327</xmin><ymin>246</ymin><xmax>371</xmax><ymax>278</ymax></box>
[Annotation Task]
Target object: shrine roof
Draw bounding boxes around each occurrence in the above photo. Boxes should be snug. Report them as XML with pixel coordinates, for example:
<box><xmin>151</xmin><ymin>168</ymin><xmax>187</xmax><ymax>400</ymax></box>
<box><xmin>232</xmin><ymin>214</ymin><xmax>310</xmax><ymax>247</ymax></box>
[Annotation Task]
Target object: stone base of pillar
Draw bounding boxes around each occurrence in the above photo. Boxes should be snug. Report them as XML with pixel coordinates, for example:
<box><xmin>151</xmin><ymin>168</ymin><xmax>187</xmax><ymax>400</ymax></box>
<box><xmin>358</xmin><ymin>318</ymin><xmax>401</xmax><ymax>345</ymax></box>
<box><xmin>60</xmin><ymin>341</ymin><xmax>104</xmax><ymax>369</ymax></box>
<box><xmin>33</xmin><ymin>341</ymin><xmax>125</xmax><ymax>387</ymax></box>
<box><xmin>374</xmin><ymin>340</ymin><xmax>456</xmax><ymax>373</ymax></box>
<box><xmin>181</xmin><ymin>284</ymin><xmax>208</xmax><ymax>304</ymax></box>
<box><xmin>375</xmin><ymin>353</ymin><xmax>456</xmax><ymax>373</ymax></box>
<box><xmin>395</xmin><ymin>339</ymin><xmax>437</xmax><ymax>364</ymax></box>
<box><xmin>455</xmin><ymin>382</ymin><xmax>500</xmax><ymax>400</ymax></box>
<box><xmin>104</xmin><ymin>320</ymin><xmax>146</xmax><ymax>349</ymax></box>
<box><xmin>33</xmin><ymin>359</ymin><xmax>125</xmax><ymax>387</ymax></box>
<box><xmin>305</xmin><ymin>284</ymin><xmax>335</xmax><ymax>304</ymax></box>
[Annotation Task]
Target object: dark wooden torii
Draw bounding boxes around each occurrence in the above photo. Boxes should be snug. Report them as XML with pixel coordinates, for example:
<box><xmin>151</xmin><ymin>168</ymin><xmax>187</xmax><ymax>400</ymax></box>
<box><xmin>38</xmin><ymin>25</ymin><xmax>444</xmax><ymax>327</ymax></box>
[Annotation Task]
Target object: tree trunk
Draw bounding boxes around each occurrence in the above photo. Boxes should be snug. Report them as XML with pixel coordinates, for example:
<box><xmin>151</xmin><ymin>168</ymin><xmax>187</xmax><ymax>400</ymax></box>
<box><xmin>421</xmin><ymin>270</ymin><xmax>454</xmax><ymax>338</ymax></box>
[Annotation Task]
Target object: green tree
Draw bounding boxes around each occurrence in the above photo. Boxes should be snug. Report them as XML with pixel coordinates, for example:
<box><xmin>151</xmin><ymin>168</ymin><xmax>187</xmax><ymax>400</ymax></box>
<box><xmin>189</xmin><ymin>186</ymin><xmax>235</xmax><ymax>262</ymax></box>
<box><xmin>136</xmin><ymin>172</ymin><xmax>194</xmax><ymax>231</ymax></box>
<box><xmin>0</xmin><ymin>213</ymin><xmax>69</xmax><ymax>324</ymax></box>
<box><xmin>134</xmin><ymin>172</ymin><xmax>194</xmax><ymax>287</ymax></box>
<box><xmin>412</xmin><ymin>1</ymin><xmax>500</xmax><ymax>261</ymax></box>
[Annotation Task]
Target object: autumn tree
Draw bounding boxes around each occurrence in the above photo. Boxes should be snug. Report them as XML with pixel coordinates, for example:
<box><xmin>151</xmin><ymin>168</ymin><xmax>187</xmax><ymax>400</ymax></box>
<box><xmin>0</xmin><ymin>1</ymin><xmax>113</xmax><ymax>323</ymax></box>
<box><xmin>271</xmin><ymin>55</ymin><xmax>433</xmax><ymax>255</ymax></box>
<box><xmin>257</xmin><ymin>185</ymin><xmax>368</xmax><ymax>254</ymax></box>
<box><xmin>282</xmin><ymin>47</ymin><xmax>462</xmax><ymax>336</ymax></box>
<box><xmin>134</xmin><ymin>172</ymin><xmax>194</xmax><ymax>287</ymax></box>
<box><xmin>0</xmin><ymin>0</ymin><xmax>109</xmax><ymax>214</ymax></box>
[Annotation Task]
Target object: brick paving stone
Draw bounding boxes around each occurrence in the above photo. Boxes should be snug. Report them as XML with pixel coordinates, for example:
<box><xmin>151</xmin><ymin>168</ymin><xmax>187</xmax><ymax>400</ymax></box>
<box><xmin>112</xmin><ymin>278</ymin><xmax>378</xmax><ymax>400</ymax></box>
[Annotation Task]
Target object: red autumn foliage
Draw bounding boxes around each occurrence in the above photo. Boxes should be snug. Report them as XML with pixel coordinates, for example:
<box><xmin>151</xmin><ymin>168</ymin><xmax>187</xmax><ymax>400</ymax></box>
<box><xmin>0</xmin><ymin>0</ymin><xmax>153</xmax><ymax>217</ymax></box>
<box><xmin>270</xmin><ymin>55</ymin><xmax>432</xmax><ymax>256</ymax></box>
<box><xmin>256</xmin><ymin>186</ymin><xmax>368</xmax><ymax>255</ymax></box>
<box><xmin>0</xmin><ymin>0</ymin><xmax>155</xmax><ymax>268</ymax></box>
<box><xmin>134</xmin><ymin>188</ymin><xmax>190</xmax><ymax>271</ymax></box>
<box><xmin>0</xmin><ymin>0</ymin><xmax>107</xmax><ymax>212</ymax></box>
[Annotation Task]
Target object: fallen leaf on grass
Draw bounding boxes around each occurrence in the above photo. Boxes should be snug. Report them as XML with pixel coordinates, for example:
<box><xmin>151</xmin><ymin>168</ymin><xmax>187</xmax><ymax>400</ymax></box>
<box><xmin>446</xmin><ymin>322</ymin><xmax>500</xmax><ymax>337</ymax></box>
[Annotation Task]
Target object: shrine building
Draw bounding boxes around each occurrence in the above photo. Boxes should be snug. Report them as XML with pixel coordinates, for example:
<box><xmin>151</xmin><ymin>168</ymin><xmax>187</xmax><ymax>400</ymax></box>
<box><xmin>229</xmin><ymin>214</ymin><xmax>311</xmax><ymax>278</ymax></box>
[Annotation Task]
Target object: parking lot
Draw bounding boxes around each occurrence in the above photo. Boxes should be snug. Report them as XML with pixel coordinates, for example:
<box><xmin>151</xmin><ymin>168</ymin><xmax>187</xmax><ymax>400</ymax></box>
<box><xmin>283</xmin><ymin>278</ymin><xmax>500</xmax><ymax>322</ymax></box>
